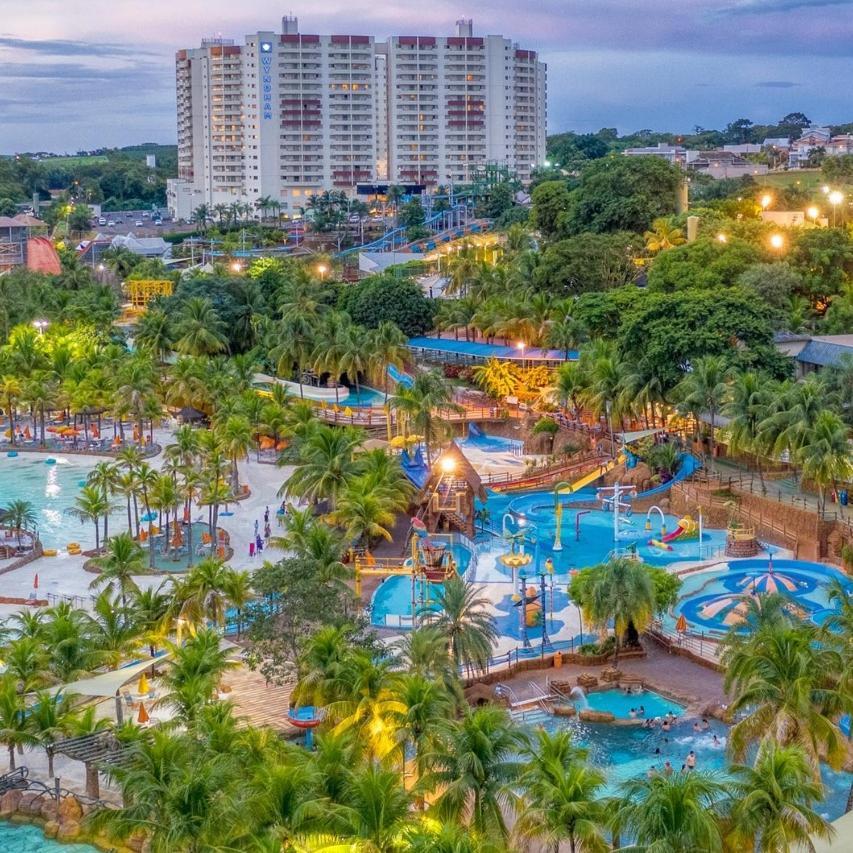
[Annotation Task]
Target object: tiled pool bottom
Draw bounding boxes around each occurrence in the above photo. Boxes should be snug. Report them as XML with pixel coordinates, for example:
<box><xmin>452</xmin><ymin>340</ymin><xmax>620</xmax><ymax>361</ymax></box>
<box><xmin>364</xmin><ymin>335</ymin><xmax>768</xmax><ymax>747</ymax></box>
<box><xmin>517</xmin><ymin>711</ymin><xmax>852</xmax><ymax>821</ymax></box>
<box><xmin>0</xmin><ymin>823</ymin><xmax>98</xmax><ymax>852</ymax></box>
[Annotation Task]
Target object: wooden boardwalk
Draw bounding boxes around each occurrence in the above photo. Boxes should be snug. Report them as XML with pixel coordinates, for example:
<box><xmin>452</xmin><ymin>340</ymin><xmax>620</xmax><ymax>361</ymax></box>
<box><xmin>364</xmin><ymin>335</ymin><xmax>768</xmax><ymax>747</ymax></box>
<box><xmin>223</xmin><ymin>664</ymin><xmax>298</xmax><ymax>732</ymax></box>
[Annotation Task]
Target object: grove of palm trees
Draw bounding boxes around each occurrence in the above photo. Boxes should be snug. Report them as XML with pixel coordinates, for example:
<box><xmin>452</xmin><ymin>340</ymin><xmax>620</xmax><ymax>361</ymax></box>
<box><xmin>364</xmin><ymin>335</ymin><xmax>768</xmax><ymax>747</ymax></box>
<box><xmin>0</xmin><ymin>153</ymin><xmax>852</xmax><ymax>851</ymax></box>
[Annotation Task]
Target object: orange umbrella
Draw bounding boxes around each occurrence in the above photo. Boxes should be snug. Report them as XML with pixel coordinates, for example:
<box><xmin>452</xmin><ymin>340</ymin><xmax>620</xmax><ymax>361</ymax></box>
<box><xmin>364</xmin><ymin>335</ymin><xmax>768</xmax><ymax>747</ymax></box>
<box><xmin>138</xmin><ymin>673</ymin><xmax>149</xmax><ymax>695</ymax></box>
<box><xmin>183</xmin><ymin>506</ymin><xmax>190</xmax><ymax>524</ymax></box>
<box><xmin>33</xmin><ymin>573</ymin><xmax>39</xmax><ymax>589</ymax></box>
<box><xmin>675</xmin><ymin>613</ymin><xmax>687</xmax><ymax>633</ymax></box>
<box><xmin>171</xmin><ymin>526</ymin><xmax>183</xmax><ymax>548</ymax></box>
<box><xmin>23</xmin><ymin>426</ymin><xmax>32</xmax><ymax>439</ymax></box>
<box><xmin>137</xmin><ymin>702</ymin><xmax>150</xmax><ymax>725</ymax></box>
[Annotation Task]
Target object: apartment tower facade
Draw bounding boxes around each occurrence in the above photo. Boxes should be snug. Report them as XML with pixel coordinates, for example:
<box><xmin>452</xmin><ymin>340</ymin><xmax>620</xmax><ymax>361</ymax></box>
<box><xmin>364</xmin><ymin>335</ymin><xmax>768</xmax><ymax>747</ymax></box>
<box><xmin>168</xmin><ymin>17</ymin><xmax>546</xmax><ymax>220</ymax></box>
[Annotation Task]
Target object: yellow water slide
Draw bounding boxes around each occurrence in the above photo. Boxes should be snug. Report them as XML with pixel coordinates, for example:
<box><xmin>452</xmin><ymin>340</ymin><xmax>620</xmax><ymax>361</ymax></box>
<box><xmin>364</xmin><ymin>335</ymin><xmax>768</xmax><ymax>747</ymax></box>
<box><xmin>556</xmin><ymin>453</ymin><xmax>626</xmax><ymax>495</ymax></box>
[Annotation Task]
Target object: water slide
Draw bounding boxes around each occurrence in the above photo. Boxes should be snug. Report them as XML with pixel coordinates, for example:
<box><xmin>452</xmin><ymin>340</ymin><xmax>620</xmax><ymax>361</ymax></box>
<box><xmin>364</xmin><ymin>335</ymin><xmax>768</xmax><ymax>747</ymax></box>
<box><xmin>400</xmin><ymin>447</ymin><xmax>429</xmax><ymax>489</ymax></box>
<box><xmin>387</xmin><ymin>364</ymin><xmax>414</xmax><ymax>389</ymax></box>
<box><xmin>556</xmin><ymin>454</ymin><xmax>624</xmax><ymax>495</ymax></box>
<box><xmin>633</xmin><ymin>453</ymin><xmax>701</xmax><ymax>499</ymax></box>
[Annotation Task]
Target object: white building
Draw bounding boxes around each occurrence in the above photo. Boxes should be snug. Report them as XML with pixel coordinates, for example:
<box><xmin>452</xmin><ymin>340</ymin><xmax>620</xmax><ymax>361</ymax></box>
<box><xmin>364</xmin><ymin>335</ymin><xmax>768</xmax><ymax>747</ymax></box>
<box><xmin>168</xmin><ymin>17</ymin><xmax>547</xmax><ymax>221</ymax></box>
<box><xmin>622</xmin><ymin>142</ymin><xmax>687</xmax><ymax>165</ymax></box>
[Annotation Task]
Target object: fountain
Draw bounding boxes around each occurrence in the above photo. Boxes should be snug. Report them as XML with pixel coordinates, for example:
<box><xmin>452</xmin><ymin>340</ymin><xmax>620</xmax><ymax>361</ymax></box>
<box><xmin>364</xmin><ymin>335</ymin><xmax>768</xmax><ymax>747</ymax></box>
<box><xmin>569</xmin><ymin>686</ymin><xmax>589</xmax><ymax>710</ymax></box>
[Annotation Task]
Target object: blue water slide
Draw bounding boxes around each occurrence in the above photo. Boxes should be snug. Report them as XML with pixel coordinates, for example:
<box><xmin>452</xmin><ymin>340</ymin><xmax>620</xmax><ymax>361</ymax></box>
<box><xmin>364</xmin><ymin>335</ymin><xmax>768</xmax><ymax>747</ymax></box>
<box><xmin>387</xmin><ymin>364</ymin><xmax>414</xmax><ymax>389</ymax></box>
<box><xmin>630</xmin><ymin>453</ymin><xmax>701</xmax><ymax>500</ymax></box>
<box><xmin>400</xmin><ymin>447</ymin><xmax>429</xmax><ymax>489</ymax></box>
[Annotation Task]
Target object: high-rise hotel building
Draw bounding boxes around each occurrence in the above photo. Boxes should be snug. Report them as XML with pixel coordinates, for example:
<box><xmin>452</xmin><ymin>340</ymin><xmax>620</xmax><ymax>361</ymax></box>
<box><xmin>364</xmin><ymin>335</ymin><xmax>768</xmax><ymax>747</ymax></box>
<box><xmin>167</xmin><ymin>17</ymin><xmax>546</xmax><ymax>220</ymax></box>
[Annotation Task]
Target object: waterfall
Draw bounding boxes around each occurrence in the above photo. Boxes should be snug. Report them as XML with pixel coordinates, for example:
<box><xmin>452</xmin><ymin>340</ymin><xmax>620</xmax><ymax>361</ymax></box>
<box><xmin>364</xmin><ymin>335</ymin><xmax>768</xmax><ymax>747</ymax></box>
<box><xmin>569</xmin><ymin>686</ymin><xmax>589</xmax><ymax>709</ymax></box>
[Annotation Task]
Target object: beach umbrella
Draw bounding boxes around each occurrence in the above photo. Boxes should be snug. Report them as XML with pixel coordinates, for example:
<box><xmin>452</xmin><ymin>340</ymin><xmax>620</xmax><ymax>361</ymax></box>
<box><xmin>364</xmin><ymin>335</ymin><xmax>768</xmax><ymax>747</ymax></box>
<box><xmin>675</xmin><ymin>613</ymin><xmax>687</xmax><ymax>633</ymax></box>
<box><xmin>736</xmin><ymin>571</ymin><xmax>798</xmax><ymax>595</ymax></box>
<box><xmin>138</xmin><ymin>673</ymin><xmax>149</xmax><ymax>695</ymax></box>
<box><xmin>23</xmin><ymin>426</ymin><xmax>31</xmax><ymax>439</ymax></box>
<box><xmin>137</xmin><ymin>702</ymin><xmax>150</xmax><ymax>725</ymax></box>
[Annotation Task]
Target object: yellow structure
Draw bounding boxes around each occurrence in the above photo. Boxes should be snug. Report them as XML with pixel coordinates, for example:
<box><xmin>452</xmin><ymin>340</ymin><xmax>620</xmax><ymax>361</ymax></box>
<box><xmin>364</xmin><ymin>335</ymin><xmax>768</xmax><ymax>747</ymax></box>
<box><xmin>126</xmin><ymin>279</ymin><xmax>173</xmax><ymax>309</ymax></box>
<box><xmin>352</xmin><ymin>534</ymin><xmax>455</xmax><ymax>598</ymax></box>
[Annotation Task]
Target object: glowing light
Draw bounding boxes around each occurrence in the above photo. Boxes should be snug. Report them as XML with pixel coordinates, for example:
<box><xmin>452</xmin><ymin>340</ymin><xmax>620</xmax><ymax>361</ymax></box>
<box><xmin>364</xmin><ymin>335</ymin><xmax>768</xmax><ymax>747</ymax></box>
<box><xmin>231</xmin><ymin>262</ymin><xmax>242</xmax><ymax>272</ymax></box>
<box><xmin>760</xmin><ymin>194</ymin><xmax>773</xmax><ymax>209</ymax></box>
<box><xmin>828</xmin><ymin>190</ymin><xmax>844</xmax><ymax>207</ymax></box>
<box><xmin>440</xmin><ymin>458</ymin><xmax>456</xmax><ymax>474</ymax></box>
<box><xmin>769</xmin><ymin>234</ymin><xmax>785</xmax><ymax>250</ymax></box>
<box><xmin>807</xmin><ymin>206</ymin><xmax>819</xmax><ymax>221</ymax></box>
<box><xmin>716</xmin><ymin>233</ymin><xmax>727</xmax><ymax>243</ymax></box>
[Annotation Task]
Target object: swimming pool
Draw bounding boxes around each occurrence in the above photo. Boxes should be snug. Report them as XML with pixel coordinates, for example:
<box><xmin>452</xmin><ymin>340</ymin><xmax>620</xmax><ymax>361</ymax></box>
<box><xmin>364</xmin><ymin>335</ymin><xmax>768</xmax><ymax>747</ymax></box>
<box><xmin>458</xmin><ymin>425</ymin><xmax>524</xmax><ymax>455</ymax></box>
<box><xmin>370</xmin><ymin>538</ymin><xmax>472</xmax><ymax>627</ymax></box>
<box><xmin>0</xmin><ymin>455</ymin><xmax>124</xmax><ymax>549</ymax></box>
<box><xmin>0</xmin><ymin>822</ymin><xmax>98</xmax><ymax>852</ymax></box>
<box><xmin>576</xmin><ymin>688</ymin><xmax>685</xmax><ymax>720</ymax></box>
<box><xmin>336</xmin><ymin>386</ymin><xmax>385</xmax><ymax>408</ymax></box>
<box><xmin>670</xmin><ymin>559</ymin><xmax>853</xmax><ymax>634</ymax></box>
<box><xmin>484</xmin><ymin>491</ymin><xmax>728</xmax><ymax>572</ymax></box>
<box><xmin>519</xmin><ymin>710</ymin><xmax>853</xmax><ymax>818</ymax></box>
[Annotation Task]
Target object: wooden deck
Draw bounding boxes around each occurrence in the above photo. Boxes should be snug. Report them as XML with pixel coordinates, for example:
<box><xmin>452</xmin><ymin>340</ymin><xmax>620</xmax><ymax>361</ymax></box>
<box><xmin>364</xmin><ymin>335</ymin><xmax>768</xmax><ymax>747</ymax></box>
<box><xmin>223</xmin><ymin>664</ymin><xmax>298</xmax><ymax>732</ymax></box>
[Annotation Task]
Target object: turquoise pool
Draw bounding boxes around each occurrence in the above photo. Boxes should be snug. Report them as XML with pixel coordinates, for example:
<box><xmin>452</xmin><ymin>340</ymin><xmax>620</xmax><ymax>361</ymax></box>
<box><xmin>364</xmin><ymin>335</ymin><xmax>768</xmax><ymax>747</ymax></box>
<box><xmin>336</xmin><ymin>385</ymin><xmax>385</xmax><ymax>408</ymax></box>
<box><xmin>671</xmin><ymin>559</ymin><xmax>853</xmax><ymax>635</ymax></box>
<box><xmin>370</xmin><ymin>538</ymin><xmax>472</xmax><ymax>627</ymax></box>
<box><xmin>521</xmin><ymin>711</ymin><xmax>852</xmax><ymax>819</ymax></box>
<box><xmin>0</xmin><ymin>455</ymin><xmax>123</xmax><ymax>549</ymax></box>
<box><xmin>0</xmin><ymin>822</ymin><xmax>98</xmax><ymax>852</ymax></box>
<box><xmin>578</xmin><ymin>688</ymin><xmax>684</xmax><ymax>720</ymax></box>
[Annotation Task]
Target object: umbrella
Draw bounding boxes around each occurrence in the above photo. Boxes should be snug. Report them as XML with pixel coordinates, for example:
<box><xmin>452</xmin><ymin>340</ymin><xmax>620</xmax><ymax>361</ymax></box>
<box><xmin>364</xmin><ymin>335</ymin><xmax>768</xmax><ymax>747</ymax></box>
<box><xmin>736</xmin><ymin>571</ymin><xmax>798</xmax><ymax>595</ymax></box>
<box><xmin>33</xmin><ymin>574</ymin><xmax>39</xmax><ymax>590</ymax></box>
<box><xmin>343</xmin><ymin>406</ymin><xmax>353</xmax><ymax>418</ymax></box>
<box><xmin>675</xmin><ymin>613</ymin><xmax>687</xmax><ymax>633</ymax></box>
<box><xmin>140</xmin><ymin>511</ymin><xmax>158</xmax><ymax>523</ymax></box>
<box><xmin>23</xmin><ymin>426</ymin><xmax>31</xmax><ymax>439</ymax></box>
<box><xmin>138</xmin><ymin>673</ymin><xmax>149</xmax><ymax>695</ymax></box>
<box><xmin>171</xmin><ymin>526</ymin><xmax>183</xmax><ymax>548</ymax></box>
<box><xmin>137</xmin><ymin>702</ymin><xmax>150</xmax><ymax>725</ymax></box>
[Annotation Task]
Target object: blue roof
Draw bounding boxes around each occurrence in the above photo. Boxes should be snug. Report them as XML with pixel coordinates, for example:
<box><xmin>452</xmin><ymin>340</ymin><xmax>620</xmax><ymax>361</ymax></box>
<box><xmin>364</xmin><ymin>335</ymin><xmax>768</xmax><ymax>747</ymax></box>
<box><xmin>407</xmin><ymin>336</ymin><xmax>577</xmax><ymax>362</ymax></box>
<box><xmin>797</xmin><ymin>340</ymin><xmax>853</xmax><ymax>368</ymax></box>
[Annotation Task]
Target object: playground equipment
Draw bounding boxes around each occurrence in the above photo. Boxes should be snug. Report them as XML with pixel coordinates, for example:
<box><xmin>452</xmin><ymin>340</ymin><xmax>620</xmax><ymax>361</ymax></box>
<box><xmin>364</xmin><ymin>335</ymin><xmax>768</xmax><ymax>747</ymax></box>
<box><xmin>555</xmin><ymin>453</ymin><xmax>625</xmax><ymax>495</ymax></box>
<box><xmin>352</xmin><ymin>520</ymin><xmax>457</xmax><ymax>599</ymax></box>
<box><xmin>513</xmin><ymin>585</ymin><xmax>543</xmax><ymax>627</ymax></box>
<box><xmin>287</xmin><ymin>706</ymin><xmax>325</xmax><ymax>749</ymax></box>
<box><xmin>499</xmin><ymin>528</ymin><xmax>533</xmax><ymax>582</ymax></box>
<box><xmin>125</xmin><ymin>279</ymin><xmax>173</xmax><ymax>310</ymax></box>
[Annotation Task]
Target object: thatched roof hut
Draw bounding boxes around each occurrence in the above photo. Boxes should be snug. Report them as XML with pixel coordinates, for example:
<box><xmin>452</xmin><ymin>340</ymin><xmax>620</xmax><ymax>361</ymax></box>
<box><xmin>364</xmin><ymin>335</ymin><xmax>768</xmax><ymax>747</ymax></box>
<box><xmin>418</xmin><ymin>442</ymin><xmax>485</xmax><ymax>536</ymax></box>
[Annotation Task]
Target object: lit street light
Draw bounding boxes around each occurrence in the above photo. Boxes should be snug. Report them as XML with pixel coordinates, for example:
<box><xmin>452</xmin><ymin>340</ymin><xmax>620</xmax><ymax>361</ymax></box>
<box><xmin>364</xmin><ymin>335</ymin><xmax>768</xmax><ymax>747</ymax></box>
<box><xmin>716</xmin><ymin>233</ymin><xmax>727</xmax><ymax>243</ymax></box>
<box><xmin>828</xmin><ymin>190</ymin><xmax>844</xmax><ymax>226</ymax></box>
<box><xmin>231</xmin><ymin>261</ymin><xmax>242</xmax><ymax>273</ymax></box>
<box><xmin>769</xmin><ymin>233</ymin><xmax>785</xmax><ymax>251</ymax></box>
<box><xmin>32</xmin><ymin>319</ymin><xmax>49</xmax><ymax>336</ymax></box>
<box><xmin>316</xmin><ymin>263</ymin><xmax>328</xmax><ymax>280</ymax></box>
<box><xmin>516</xmin><ymin>340</ymin><xmax>526</xmax><ymax>370</ymax></box>
<box><xmin>807</xmin><ymin>206</ymin><xmax>820</xmax><ymax>223</ymax></box>
<box><xmin>760</xmin><ymin>194</ymin><xmax>773</xmax><ymax>210</ymax></box>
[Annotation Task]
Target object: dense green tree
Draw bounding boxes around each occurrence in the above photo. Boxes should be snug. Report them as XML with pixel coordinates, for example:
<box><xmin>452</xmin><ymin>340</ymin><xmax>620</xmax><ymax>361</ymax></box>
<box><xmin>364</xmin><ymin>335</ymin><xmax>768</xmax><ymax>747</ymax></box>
<box><xmin>530</xmin><ymin>180</ymin><xmax>572</xmax><ymax>240</ymax></box>
<box><xmin>648</xmin><ymin>237</ymin><xmax>763</xmax><ymax>292</ymax></box>
<box><xmin>338</xmin><ymin>273</ymin><xmax>435</xmax><ymax>337</ymax></box>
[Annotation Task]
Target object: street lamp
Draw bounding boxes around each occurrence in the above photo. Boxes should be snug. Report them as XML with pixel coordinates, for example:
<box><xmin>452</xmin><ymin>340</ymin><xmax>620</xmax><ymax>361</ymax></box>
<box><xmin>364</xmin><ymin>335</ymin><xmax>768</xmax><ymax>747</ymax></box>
<box><xmin>231</xmin><ymin>261</ymin><xmax>242</xmax><ymax>273</ymax></box>
<box><xmin>32</xmin><ymin>319</ymin><xmax>48</xmax><ymax>336</ymax></box>
<box><xmin>316</xmin><ymin>263</ymin><xmax>328</xmax><ymax>280</ymax></box>
<box><xmin>807</xmin><ymin>206</ymin><xmax>820</xmax><ymax>224</ymax></box>
<box><xmin>516</xmin><ymin>340</ymin><xmax>526</xmax><ymax>370</ymax></box>
<box><xmin>760</xmin><ymin>193</ymin><xmax>773</xmax><ymax>210</ymax></box>
<box><xmin>769</xmin><ymin>233</ymin><xmax>785</xmax><ymax>251</ymax></box>
<box><xmin>828</xmin><ymin>190</ymin><xmax>844</xmax><ymax>226</ymax></box>
<box><xmin>715</xmin><ymin>233</ymin><xmax>727</xmax><ymax>243</ymax></box>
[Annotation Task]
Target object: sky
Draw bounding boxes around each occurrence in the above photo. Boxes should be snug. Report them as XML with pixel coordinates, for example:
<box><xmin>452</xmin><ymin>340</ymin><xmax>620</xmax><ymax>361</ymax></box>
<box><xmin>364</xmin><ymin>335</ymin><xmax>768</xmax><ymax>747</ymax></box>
<box><xmin>1</xmin><ymin>0</ymin><xmax>852</xmax><ymax>153</ymax></box>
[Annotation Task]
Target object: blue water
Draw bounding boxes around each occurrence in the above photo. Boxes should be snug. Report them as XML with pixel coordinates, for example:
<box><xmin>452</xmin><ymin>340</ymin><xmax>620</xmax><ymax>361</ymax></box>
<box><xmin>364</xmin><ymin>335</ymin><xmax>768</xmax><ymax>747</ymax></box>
<box><xmin>671</xmin><ymin>559</ymin><xmax>853</xmax><ymax>635</ymax></box>
<box><xmin>485</xmin><ymin>492</ymin><xmax>728</xmax><ymax>571</ymax></box>
<box><xmin>0</xmin><ymin>455</ymin><xmax>122</xmax><ymax>549</ymax></box>
<box><xmin>531</xmin><ymin>712</ymin><xmax>852</xmax><ymax>820</ymax></box>
<box><xmin>336</xmin><ymin>386</ymin><xmax>385</xmax><ymax>408</ymax></box>
<box><xmin>459</xmin><ymin>433</ymin><xmax>524</xmax><ymax>454</ymax></box>
<box><xmin>0</xmin><ymin>823</ymin><xmax>98</xmax><ymax>852</ymax></box>
<box><xmin>579</xmin><ymin>688</ymin><xmax>685</xmax><ymax>720</ymax></box>
<box><xmin>370</xmin><ymin>540</ymin><xmax>472</xmax><ymax>627</ymax></box>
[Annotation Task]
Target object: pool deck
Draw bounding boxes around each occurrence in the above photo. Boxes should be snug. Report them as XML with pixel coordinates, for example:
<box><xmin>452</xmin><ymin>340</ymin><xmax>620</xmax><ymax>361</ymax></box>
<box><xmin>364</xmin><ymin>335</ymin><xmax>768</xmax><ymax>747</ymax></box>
<box><xmin>502</xmin><ymin>640</ymin><xmax>728</xmax><ymax>716</ymax></box>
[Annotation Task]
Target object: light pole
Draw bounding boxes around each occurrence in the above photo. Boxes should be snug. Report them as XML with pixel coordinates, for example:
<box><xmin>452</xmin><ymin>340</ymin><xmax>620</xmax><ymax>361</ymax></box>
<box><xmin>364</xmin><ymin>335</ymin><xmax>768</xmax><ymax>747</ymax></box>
<box><xmin>828</xmin><ymin>190</ymin><xmax>844</xmax><ymax>227</ymax></box>
<box><xmin>519</xmin><ymin>568</ymin><xmax>531</xmax><ymax>649</ymax></box>
<box><xmin>516</xmin><ymin>340</ymin><xmax>526</xmax><ymax>371</ymax></box>
<box><xmin>33</xmin><ymin>319</ymin><xmax>48</xmax><ymax>337</ymax></box>
<box><xmin>539</xmin><ymin>570</ymin><xmax>550</xmax><ymax>649</ymax></box>
<box><xmin>605</xmin><ymin>400</ymin><xmax>614</xmax><ymax>457</ymax></box>
<box><xmin>316</xmin><ymin>263</ymin><xmax>328</xmax><ymax>280</ymax></box>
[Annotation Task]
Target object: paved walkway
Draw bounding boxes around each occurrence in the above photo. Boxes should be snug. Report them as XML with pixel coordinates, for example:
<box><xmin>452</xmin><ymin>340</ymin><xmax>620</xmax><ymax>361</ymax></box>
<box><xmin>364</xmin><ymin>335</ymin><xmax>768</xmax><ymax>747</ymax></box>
<box><xmin>502</xmin><ymin>641</ymin><xmax>728</xmax><ymax>715</ymax></box>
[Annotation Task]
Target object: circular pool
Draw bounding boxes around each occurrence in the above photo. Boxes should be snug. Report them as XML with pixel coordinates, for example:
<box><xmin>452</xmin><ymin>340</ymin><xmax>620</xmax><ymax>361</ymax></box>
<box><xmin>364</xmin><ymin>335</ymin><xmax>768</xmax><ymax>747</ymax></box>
<box><xmin>672</xmin><ymin>559</ymin><xmax>853</xmax><ymax>634</ymax></box>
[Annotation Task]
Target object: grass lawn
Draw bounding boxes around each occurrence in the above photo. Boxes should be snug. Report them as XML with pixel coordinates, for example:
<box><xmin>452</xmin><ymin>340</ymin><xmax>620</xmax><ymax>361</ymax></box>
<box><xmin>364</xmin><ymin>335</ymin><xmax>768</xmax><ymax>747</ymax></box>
<box><xmin>755</xmin><ymin>170</ymin><xmax>824</xmax><ymax>190</ymax></box>
<box><xmin>43</xmin><ymin>154</ymin><xmax>109</xmax><ymax>166</ymax></box>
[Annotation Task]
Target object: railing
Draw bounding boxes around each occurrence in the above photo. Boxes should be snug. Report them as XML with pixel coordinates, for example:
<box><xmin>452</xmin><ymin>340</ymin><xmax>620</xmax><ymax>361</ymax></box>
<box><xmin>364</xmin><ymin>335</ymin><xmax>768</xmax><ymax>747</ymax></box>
<box><xmin>648</xmin><ymin>621</ymin><xmax>723</xmax><ymax>665</ymax></box>
<box><xmin>482</xmin><ymin>448</ymin><xmax>607</xmax><ymax>490</ymax></box>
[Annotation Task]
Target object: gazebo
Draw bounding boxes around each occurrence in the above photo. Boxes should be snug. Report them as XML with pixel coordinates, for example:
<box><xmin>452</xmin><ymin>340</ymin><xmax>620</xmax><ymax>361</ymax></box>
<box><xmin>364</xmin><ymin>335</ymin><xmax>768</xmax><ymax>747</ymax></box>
<box><xmin>418</xmin><ymin>442</ymin><xmax>486</xmax><ymax>538</ymax></box>
<box><xmin>177</xmin><ymin>405</ymin><xmax>206</xmax><ymax>424</ymax></box>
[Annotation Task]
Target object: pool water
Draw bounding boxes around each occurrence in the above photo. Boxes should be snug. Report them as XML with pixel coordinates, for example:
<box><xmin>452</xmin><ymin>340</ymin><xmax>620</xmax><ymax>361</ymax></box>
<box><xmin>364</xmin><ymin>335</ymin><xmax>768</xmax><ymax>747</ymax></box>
<box><xmin>370</xmin><ymin>539</ymin><xmax>472</xmax><ymax>627</ymax></box>
<box><xmin>523</xmin><ymin>712</ymin><xmax>853</xmax><ymax>819</ymax></box>
<box><xmin>336</xmin><ymin>386</ymin><xmax>385</xmax><ymax>408</ymax></box>
<box><xmin>671</xmin><ymin>559</ymin><xmax>853</xmax><ymax>635</ymax></box>
<box><xmin>579</xmin><ymin>688</ymin><xmax>684</xmax><ymax>719</ymax></box>
<box><xmin>0</xmin><ymin>455</ymin><xmax>123</xmax><ymax>549</ymax></box>
<box><xmin>484</xmin><ymin>491</ymin><xmax>728</xmax><ymax>572</ymax></box>
<box><xmin>0</xmin><ymin>823</ymin><xmax>98</xmax><ymax>852</ymax></box>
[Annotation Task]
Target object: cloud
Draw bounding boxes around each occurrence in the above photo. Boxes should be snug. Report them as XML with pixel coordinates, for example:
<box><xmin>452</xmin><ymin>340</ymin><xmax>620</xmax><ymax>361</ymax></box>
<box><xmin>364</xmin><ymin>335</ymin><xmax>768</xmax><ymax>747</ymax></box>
<box><xmin>755</xmin><ymin>80</ymin><xmax>800</xmax><ymax>87</ymax></box>
<box><xmin>0</xmin><ymin>61</ymin><xmax>166</xmax><ymax>83</ymax></box>
<box><xmin>0</xmin><ymin>35</ymin><xmax>161</xmax><ymax>58</ymax></box>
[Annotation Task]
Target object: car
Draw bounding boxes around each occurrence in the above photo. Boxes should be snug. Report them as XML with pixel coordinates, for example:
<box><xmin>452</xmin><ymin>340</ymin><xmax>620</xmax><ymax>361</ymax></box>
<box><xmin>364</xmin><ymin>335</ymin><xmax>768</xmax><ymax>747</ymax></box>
<box><xmin>142</xmin><ymin>212</ymin><xmax>149</xmax><ymax>219</ymax></box>
<box><xmin>98</xmin><ymin>217</ymin><xmax>106</xmax><ymax>226</ymax></box>
<box><xmin>107</xmin><ymin>220</ymin><xmax>116</xmax><ymax>227</ymax></box>
<box><xmin>154</xmin><ymin>220</ymin><xmax>162</xmax><ymax>226</ymax></box>
<box><xmin>135</xmin><ymin>220</ymin><xmax>144</xmax><ymax>227</ymax></box>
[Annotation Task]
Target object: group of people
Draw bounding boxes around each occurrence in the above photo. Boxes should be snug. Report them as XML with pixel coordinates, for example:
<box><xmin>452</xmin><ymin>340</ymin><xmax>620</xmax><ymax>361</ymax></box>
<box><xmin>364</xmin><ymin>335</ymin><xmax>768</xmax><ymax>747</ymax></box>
<box><xmin>647</xmin><ymin>716</ymin><xmax>722</xmax><ymax>779</ymax></box>
<box><xmin>648</xmin><ymin>750</ymin><xmax>697</xmax><ymax>779</ymax></box>
<box><xmin>248</xmin><ymin>506</ymin><xmax>274</xmax><ymax>559</ymax></box>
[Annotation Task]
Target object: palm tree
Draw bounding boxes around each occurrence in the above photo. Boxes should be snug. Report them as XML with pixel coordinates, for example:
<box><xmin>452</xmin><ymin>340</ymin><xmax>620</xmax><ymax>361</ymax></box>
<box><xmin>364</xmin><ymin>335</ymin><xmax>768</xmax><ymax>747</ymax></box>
<box><xmin>0</xmin><ymin>499</ymin><xmax>37</xmax><ymax>547</ymax></box>
<box><xmin>173</xmin><ymin>557</ymin><xmax>233</xmax><ymax>629</ymax></box>
<box><xmin>643</xmin><ymin>217</ymin><xmax>686</xmax><ymax>254</ymax></box>
<box><xmin>391</xmin><ymin>626</ymin><xmax>462</xmax><ymax>705</ymax></box>
<box><xmin>68</xmin><ymin>484</ymin><xmax>112</xmax><ymax>552</ymax></box>
<box><xmin>389</xmin><ymin>370</ymin><xmax>460</xmax><ymax>466</ymax></box>
<box><xmin>578</xmin><ymin>556</ymin><xmax>655</xmax><ymax>664</ymax></box>
<box><xmin>424</xmin><ymin>705</ymin><xmax>522</xmax><ymax>842</ymax></box>
<box><xmin>22</xmin><ymin>373</ymin><xmax>58</xmax><ymax>446</ymax></box>
<box><xmin>331</xmin><ymin>488</ymin><xmax>397</xmax><ymax>550</ymax></box>
<box><xmin>419</xmin><ymin>576</ymin><xmax>498</xmax><ymax>675</ymax></box>
<box><xmin>222</xmin><ymin>569</ymin><xmax>252</xmax><ymax>638</ymax></box>
<box><xmin>282</xmin><ymin>424</ymin><xmax>364</xmax><ymax>510</ymax></box>
<box><xmin>368</xmin><ymin>321</ymin><xmax>408</xmax><ymax>401</ymax></box>
<box><xmin>727</xmin><ymin>743</ymin><xmax>834</xmax><ymax>852</ymax></box>
<box><xmin>217</xmin><ymin>413</ymin><xmax>254</xmax><ymax>495</ymax></box>
<box><xmin>472</xmin><ymin>357</ymin><xmax>518</xmax><ymax>399</ymax></box>
<box><xmin>0</xmin><ymin>675</ymin><xmax>35</xmax><ymax>771</ymax></box>
<box><xmin>1</xmin><ymin>375</ymin><xmax>22</xmax><ymax>445</ymax></box>
<box><xmin>795</xmin><ymin>409</ymin><xmax>853</xmax><ymax>513</ymax></box>
<box><xmin>133</xmin><ymin>309</ymin><xmax>173</xmax><ymax>362</ymax></box>
<box><xmin>611</xmin><ymin>770</ymin><xmax>727</xmax><ymax>853</ymax></box>
<box><xmin>675</xmin><ymin>355</ymin><xmax>730</xmax><ymax>460</ymax></box>
<box><xmin>724</xmin><ymin>371</ymin><xmax>772</xmax><ymax>491</ymax></box>
<box><xmin>514</xmin><ymin>728</ymin><xmax>608</xmax><ymax>853</ymax></box>
<box><xmin>722</xmin><ymin>622</ymin><xmax>847</xmax><ymax>773</ymax></box>
<box><xmin>28</xmin><ymin>690</ymin><xmax>74</xmax><ymax>777</ymax></box>
<box><xmin>90</xmin><ymin>532</ymin><xmax>145</xmax><ymax>614</ymax></box>
<box><xmin>395</xmin><ymin>673</ymin><xmax>453</xmax><ymax>782</ymax></box>
<box><xmin>87</xmin><ymin>460</ymin><xmax>120</xmax><ymax>543</ymax></box>
<box><xmin>173</xmin><ymin>297</ymin><xmax>228</xmax><ymax>356</ymax></box>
